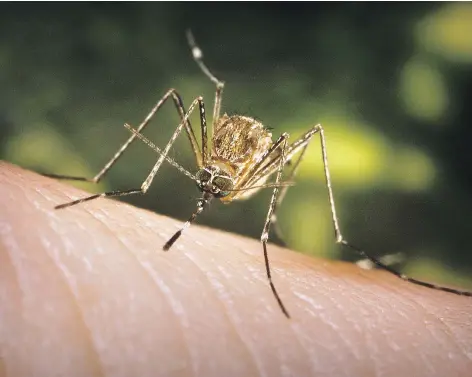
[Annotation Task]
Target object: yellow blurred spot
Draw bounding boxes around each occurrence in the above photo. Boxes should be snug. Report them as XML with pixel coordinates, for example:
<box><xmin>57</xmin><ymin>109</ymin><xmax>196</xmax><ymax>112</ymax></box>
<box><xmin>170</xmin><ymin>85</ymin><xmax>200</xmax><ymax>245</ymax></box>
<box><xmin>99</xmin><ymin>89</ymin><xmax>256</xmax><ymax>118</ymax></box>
<box><xmin>417</xmin><ymin>3</ymin><xmax>472</xmax><ymax>63</ymax></box>
<box><xmin>8</xmin><ymin>126</ymin><xmax>65</xmax><ymax>165</ymax></box>
<box><xmin>285</xmin><ymin>195</ymin><xmax>336</xmax><ymax>259</ymax></box>
<box><xmin>388</xmin><ymin>146</ymin><xmax>436</xmax><ymax>191</ymax></box>
<box><xmin>294</xmin><ymin>115</ymin><xmax>389</xmax><ymax>188</ymax></box>
<box><xmin>399</xmin><ymin>56</ymin><xmax>449</xmax><ymax>123</ymax></box>
<box><xmin>289</xmin><ymin>114</ymin><xmax>436</xmax><ymax>192</ymax></box>
<box><xmin>6</xmin><ymin>125</ymin><xmax>100</xmax><ymax>190</ymax></box>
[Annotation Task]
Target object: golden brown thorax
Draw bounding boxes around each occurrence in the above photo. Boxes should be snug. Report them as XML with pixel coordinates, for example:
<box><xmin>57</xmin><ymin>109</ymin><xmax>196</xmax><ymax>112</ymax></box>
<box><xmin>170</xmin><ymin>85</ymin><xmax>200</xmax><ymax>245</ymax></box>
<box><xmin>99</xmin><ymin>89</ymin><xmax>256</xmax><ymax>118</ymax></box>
<box><xmin>211</xmin><ymin>114</ymin><xmax>273</xmax><ymax>175</ymax></box>
<box><xmin>209</xmin><ymin>114</ymin><xmax>274</xmax><ymax>202</ymax></box>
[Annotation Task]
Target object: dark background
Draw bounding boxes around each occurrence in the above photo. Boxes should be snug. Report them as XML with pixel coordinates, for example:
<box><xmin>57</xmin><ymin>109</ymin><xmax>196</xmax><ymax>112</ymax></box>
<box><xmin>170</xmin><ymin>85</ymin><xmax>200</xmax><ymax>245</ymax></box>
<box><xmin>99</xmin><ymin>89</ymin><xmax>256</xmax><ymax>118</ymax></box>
<box><xmin>2</xmin><ymin>3</ymin><xmax>472</xmax><ymax>288</ymax></box>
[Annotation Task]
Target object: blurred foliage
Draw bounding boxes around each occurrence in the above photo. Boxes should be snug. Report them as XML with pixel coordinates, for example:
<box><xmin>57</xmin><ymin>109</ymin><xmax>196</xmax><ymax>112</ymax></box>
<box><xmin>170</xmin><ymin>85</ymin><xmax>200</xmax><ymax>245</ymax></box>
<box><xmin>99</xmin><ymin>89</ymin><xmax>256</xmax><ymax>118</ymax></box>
<box><xmin>1</xmin><ymin>3</ymin><xmax>472</xmax><ymax>289</ymax></box>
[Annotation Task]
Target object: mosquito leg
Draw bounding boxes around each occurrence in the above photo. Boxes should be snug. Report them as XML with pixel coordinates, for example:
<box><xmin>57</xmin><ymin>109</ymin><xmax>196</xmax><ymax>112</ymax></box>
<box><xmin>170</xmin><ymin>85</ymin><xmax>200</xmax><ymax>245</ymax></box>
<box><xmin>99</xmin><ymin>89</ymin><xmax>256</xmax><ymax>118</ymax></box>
<box><xmin>40</xmin><ymin>173</ymin><xmax>95</xmax><ymax>182</ymax></box>
<box><xmin>260</xmin><ymin>133</ymin><xmax>291</xmax><ymax>318</ymax></box>
<box><xmin>314</xmin><ymin>123</ymin><xmax>472</xmax><ymax>297</ymax></box>
<box><xmin>163</xmin><ymin>192</ymin><xmax>213</xmax><ymax>251</ymax></box>
<box><xmin>54</xmin><ymin>97</ymin><xmax>206</xmax><ymax>210</ymax></box>
<box><xmin>356</xmin><ymin>252</ymin><xmax>405</xmax><ymax>271</ymax></box>
<box><xmin>55</xmin><ymin>189</ymin><xmax>143</xmax><ymax>209</ymax></box>
<box><xmin>42</xmin><ymin>88</ymin><xmax>202</xmax><ymax>182</ymax></box>
<box><xmin>186</xmin><ymin>30</ymin><xmax>225</xmax><ymax>129</ymax></box>
<box><xmin>212</xmin><ymin>83</ymin><xmax>225</xmax><ymax>130</ymax></box>
<box><xmin>271</xmin><ymin>143</ymin><xmax>312</xmax><ymax>247</ymax></box>
<box><xmin>199</xmin><ymin>92</ymin><xmax>209</xmax><ymax>166</ymax></box>
<box><xmin>240</xmin><ymin>126</ymin><xmax>318</xmax><ymax>246</ymax></box>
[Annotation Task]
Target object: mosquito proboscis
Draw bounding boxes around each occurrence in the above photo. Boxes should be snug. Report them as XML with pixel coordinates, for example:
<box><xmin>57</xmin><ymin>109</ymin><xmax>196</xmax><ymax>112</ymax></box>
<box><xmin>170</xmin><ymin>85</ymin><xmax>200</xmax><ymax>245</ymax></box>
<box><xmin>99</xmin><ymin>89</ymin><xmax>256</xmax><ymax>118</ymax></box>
<box><xmin>43</xmin><ymin>30</ymin><xmax>472</xmax><ymax>318</ymax></box>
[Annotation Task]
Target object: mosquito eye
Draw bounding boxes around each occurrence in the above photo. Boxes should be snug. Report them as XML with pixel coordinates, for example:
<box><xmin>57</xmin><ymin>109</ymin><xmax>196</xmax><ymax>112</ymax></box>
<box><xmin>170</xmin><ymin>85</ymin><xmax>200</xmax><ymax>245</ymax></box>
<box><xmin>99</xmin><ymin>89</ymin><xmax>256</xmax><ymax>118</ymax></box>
<box><xmin>195</xmin><ymin>169</ymin><xmax>211</xmax><ymax>183</ymax></box>
<box><xmin>212</xmin><ymin>176</ymin><xmax>234</xmax><ymax>198</ymax></box>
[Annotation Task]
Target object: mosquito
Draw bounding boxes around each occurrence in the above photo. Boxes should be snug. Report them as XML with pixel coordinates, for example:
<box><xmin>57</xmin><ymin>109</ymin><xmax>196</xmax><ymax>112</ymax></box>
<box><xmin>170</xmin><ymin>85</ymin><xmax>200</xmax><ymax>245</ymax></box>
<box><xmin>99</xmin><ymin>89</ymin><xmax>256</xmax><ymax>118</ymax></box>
<box><xmin>44</xmin><ymin>31</ymin><xmax>472</xmax><ymax>318</ymax></box>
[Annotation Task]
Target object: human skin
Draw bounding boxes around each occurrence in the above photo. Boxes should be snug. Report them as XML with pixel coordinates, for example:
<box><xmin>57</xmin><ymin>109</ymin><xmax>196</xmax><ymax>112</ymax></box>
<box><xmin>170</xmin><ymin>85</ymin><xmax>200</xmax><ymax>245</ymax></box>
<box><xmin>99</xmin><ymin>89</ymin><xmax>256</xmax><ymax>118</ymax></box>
<box><xmin>0</xmin><ymin>161</ymin><xmax>471</xmax><ymax>377</ymax></box>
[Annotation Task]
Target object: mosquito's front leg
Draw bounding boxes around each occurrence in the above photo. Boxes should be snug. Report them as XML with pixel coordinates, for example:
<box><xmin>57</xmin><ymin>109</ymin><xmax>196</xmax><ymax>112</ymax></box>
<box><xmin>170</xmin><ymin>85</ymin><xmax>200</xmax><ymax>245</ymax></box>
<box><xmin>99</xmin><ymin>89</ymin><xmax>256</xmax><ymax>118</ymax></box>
<box><xmin>42</xmin><ymin>88</ymin><xmax>202</xmax><ymax>183</ymax></box>
<box><xmin>53</xmin><ymin>97</ymin><xmax>206</xmax><ymax>210</ymax></box>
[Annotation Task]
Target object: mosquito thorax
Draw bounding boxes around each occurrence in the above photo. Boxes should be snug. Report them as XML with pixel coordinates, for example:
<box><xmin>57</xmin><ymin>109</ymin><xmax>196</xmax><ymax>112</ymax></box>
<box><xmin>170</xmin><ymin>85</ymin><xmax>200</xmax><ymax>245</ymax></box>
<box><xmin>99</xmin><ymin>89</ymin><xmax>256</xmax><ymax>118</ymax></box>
<box><xmin>195</xmin><ymin>165</ymin><xmax>234</xmax><ymax>198</ymax></box>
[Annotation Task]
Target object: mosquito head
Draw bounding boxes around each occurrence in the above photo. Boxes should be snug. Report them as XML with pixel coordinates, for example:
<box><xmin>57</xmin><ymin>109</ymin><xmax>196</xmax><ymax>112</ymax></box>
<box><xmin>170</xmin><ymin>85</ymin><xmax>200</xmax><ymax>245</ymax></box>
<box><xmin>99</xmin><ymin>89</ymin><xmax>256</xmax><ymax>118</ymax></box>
<box><xmin>195</xmin><ymin>165</ymin><xmax>234</xmax><ymax>198</ymax></box>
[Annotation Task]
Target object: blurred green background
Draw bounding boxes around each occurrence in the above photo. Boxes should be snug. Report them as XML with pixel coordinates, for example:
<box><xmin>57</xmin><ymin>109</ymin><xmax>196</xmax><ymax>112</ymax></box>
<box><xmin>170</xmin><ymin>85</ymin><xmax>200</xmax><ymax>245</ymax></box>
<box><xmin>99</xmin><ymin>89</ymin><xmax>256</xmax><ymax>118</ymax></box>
<box><xmin>2</xmin><ymin>3</ymin><xmax>472</xmax><ymax>289</ymax></box>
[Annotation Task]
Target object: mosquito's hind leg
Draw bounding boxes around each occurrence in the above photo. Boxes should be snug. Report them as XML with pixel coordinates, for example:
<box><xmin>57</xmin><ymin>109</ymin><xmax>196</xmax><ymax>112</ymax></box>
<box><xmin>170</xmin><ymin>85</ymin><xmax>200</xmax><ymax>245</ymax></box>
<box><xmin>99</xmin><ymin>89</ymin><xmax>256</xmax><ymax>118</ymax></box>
<box><xmin>186</xmin><ymin>30</ymin><xmax>225</xmax><ymax>128</ymax></box>
<box><xmin>313</xmin><ymin>123</ymin><xmax>472</xmax><ymax>298</ymax></box>
<box><xmin>42</xmin><ymin>88</ymin><xmax>202</xmax><ymax>183</ymax></box>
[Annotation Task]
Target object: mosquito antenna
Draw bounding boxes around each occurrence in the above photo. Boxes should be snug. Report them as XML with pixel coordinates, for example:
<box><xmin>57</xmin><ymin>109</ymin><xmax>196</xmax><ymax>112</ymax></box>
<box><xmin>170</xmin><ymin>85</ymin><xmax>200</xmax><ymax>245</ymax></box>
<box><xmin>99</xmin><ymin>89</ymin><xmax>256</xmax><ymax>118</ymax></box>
<box><xmin>164</xmin><ymin>192</ymin><xmax>213</xmax><ymax>251</ymax></box>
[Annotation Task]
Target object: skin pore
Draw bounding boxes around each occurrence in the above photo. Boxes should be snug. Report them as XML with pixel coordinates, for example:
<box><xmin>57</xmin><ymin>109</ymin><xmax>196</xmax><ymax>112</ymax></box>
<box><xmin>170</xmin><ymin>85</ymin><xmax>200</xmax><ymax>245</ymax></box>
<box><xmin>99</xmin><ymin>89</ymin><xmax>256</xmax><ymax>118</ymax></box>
<box><xmin>1</xmin><ymin>161</ymin><xmax>471</xmax><ymax>377</ymax></box>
